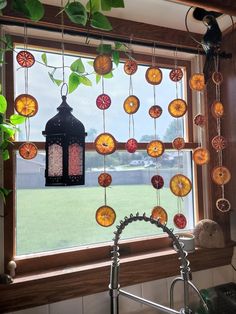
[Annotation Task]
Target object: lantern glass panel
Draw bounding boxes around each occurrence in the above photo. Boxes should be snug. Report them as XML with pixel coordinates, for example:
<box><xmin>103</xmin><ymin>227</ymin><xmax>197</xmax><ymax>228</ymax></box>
<box><xmin>48</xmin><ymin>144</ymin><xmax>63</xmax><ymax>177</ymax></box>
<box><xmin>69</xmin><ymin>143</ymin><xmax>83</xmax><ymax>176</ymax></box>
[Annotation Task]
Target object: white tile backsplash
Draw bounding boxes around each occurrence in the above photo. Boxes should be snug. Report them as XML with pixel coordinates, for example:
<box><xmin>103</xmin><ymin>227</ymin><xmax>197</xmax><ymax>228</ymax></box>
<box><xmin>212</xmin><ymin>265</ymin><xmax>234</xmax><ymax>286</ymax></box>
<box><xmin>49</xmin><ymin>297</ymin><xmax>82</xmax><ymax>314</ymax></box>
<box><xmin>119</xmin><ymin>284</ymin><xmax>142</xmax><ymax>314</ymax></box>
<box><xmin>11</xmin><ymin>305</ymin><xmax>49</xmax><ymax>314</ymax></box>
<box><xmin>83</xmin><ymin>290</ymin><xmax>110</xmax><ymax>314</ymax></box>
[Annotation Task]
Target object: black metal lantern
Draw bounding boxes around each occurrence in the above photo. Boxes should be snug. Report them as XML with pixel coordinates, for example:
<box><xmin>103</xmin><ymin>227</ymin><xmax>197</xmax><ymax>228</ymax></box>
<box><xmin>42</xmin><ymin>94</ymin><xmax>86</xmax><ymax>186</ymax></box>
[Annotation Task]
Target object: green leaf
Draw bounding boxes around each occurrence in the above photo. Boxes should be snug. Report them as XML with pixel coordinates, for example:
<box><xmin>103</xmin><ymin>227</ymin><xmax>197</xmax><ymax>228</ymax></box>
<box><xmin>54</xmin><ymin>78</ymin><xmax>63</xmax><ymax>86</ymax></box>
<box><xmin>68</xmin><ymin>72</ymin><xmax>81</xmax><ymax>93</ymax></box>
<box><xmin>65</xmin><ymin>2</ymin><xmax>87</xmax><ymax>26</ymax></box>
<box><xmin>0</xmin><ymin>0</ymin><xmax>7</xmax><ymax>10</ymax></box>
<box><xmin>91</xmin><ymin>12</ymin><xmax>112</xmax><ymax>31</ymax></box>
<box><xmin>101</xmin><ymin>0</ymin><xmax>112</xmax><ymax>11</ymax></box>
<box><xmin>96</xmin><ymin>74</ymin><xmax>101</xmax><ymax>84</ymax></box>
<box><xmin>70</xmin><ymin>58</ymin><xmax>85</xmax><ymax>73</ymax></box>
<box><xmin>86</xmin><ymin>0</ymin><xmax>100</xmax><ymax>13</ymax></box>
<box><xmin>114</xmin><ymin>41</ymin><xmax>127</xmax><ymax>51</ymax></box>
<box><xmin>97</xmin><ymin>44</ymin><xmax>112</xmax><ymax>54</ymax></box>
<box><xmin>112</xmin><ymin>50</ymin><xmax>119</xmax><ymax>66</ymax></box>
<box><xmin>111</xmin><ymin>0</ymin><xmax>124</xmax><ymax>8</ymax></box>
<box><xmin>2</xmin><ymin>149</ymin><xmax>9</xmax><ymax>160</ymax></box>
<box><xmin>41</xmin><ymin>53</ymin><xmax>47</xmax><ymax>65</ymax></box>
<box><xmin>87</xmin><ymin>60</ymin><xmax>94</xmax><ymax>66</ymax></box>
<box><xmin>0</xmin><ymin>94</ymin><xmax>7</xmax><ymax>114</ymax></box>
<box><xmin>0</xmin><ymin>139</ymin><xmax>10</xmax><ymax>150</ymax></box>
<box><xmin>25</xmin><ymin>0</ymin><xmax>44</xmax><ymax>21</ymax></box>
<box><xmin>103</xmin><ymin>71</ymin><xmax>113</xmax><ymax>79</ymax></box>
<box><xmin>12</xmin><ymin>0</ymin><xmax>30</xmax><ymax>17</ymax></box>
<box><xmin>48</xmin><ymin>72</ymin><xmax>62</xmax><ymax>86</ymax></box>
<box><xmin>0</xmin><ymin>124</ymin><xmax>16</xmax><ymax>137</ymax></box>
<box><xmin>80</xmin><ymin>76</ymin><xmax>92</xmax><ymax>86</ymax></box>
<box><xmin>9</xmin><ymin>114</ymin><xmax>26</xmax><ymax>125</ymax></box>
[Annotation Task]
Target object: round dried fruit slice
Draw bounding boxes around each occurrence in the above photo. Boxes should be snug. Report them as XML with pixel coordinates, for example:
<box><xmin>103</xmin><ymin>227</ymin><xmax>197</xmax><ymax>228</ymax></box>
<box><xmin>93</xmin><ymin>54</ymin><xmax>112</xmax><ymax>75</ymax></box>
<box><xmin>193</xmin><ymin>147</ymin><xmax>210</xmax><ymax>165</ymax></box>
<box><xmin>151</xmin><ymin>175</ymin><xmax>164</xmax><ymax>189</ymax></box>
<box><xmin>211</xmin><ymin>135</ymin><xmax>227</xmax><ymax>151</ymax></box>
<box><xmin>211</xmin><ymin>101</ymin><xmax>224</xmax><ymax>119</ymax></box>
<box><xmin>189</xmin><ymin>73</ymin><xmax>205</xmax><ymax>91</ymax></box>
<box><xmin>96</xmin><ymin>205</ymin><xmax>116</xmax><ymax>227</ymax></box>
<box><xmin>96</xmin><ymin>93</ymin><xmax>111</xmax><ymax>110</ymax></box>
<box><xmin>124</xmin><ymin>59</ymin><xmax>138</xmax><ymax>75</ymax></box>
<box><xmin>14</xmin><ymin>94</ymin><xmax>38</xmax><ymax>117</ymax></box>
<box><xmin>95</xmin><ymin>133</ymin><xmax>116</xmax><ymax>155</ymax></box>
<box><xmin>173</xmin><ymin>213</ymin><xmax>187</xmax><ymax>229</ymax></box>
<box><xmin>16</xmin><ymin>50</ymin><xmax>35</xmax><ymax>68</ymax></box>
<box><xmin>211</xmin><ymin>166</ymin><xmax>231</xmax><ymax>185</ymax></box>
<box><xmin>125</xmin><ymin>138</ymin><xmax>138</xmax><ymax>153</ymax></box>
<box><xmin>98</xmin><ymin>172</ymin><xmax>112</xmax><ymax>187</ymax></box>
<box><xmin>145</xmin><ymin>66</ymin><xmax>162</xmax><ymax>85</ymax></box>
<box><xmin>169</xmin><ymin>67</ymin><xmax>183</xmax><ymax>82</ymax></box>
<box><xmin>149</xmin><ymin>105</ymin><xmax>163</xmax><ymax>118</ymax></box>
<box><xmin>123</xmin><ymin>95</ymin><xmax>140</xmax><ymax>114</ymax></box>
<box><xmin>194</xmin><ymin>114</ymin><xmax>206</xmax><ymax>127</ymax></box>
<box><xmin>172</xmin><ymin>137</ymin><xmax>185</xmax><ymax>150</ymax></box>
<box><xmin>216</xmin><ymin>198</ymin><xmax>231</xmax><ymax>212</ymax></box>
<box><xmin>170</xmin><ymin>174</ymin><xmax>192</xmax><ymax>197</ymax></box>
<box><xmin>168</xmin><ymin>98</ymin><xmax>187</xmax><ymax>118</ymax></box>
<box><xmin>147</xmin><ymin>140</ymin><xmax>165</xmax><ymax>158</ymax></box>
<box><xmin>19</xmin><ymin>142</ymin><xmax>38</xmax><ymax>160</ymax></box>
<box><xmin>212</xmin><ymin>72</ymin><xmax>223</xmax><ymax>85</ymax></box>
<box><xmin>151</xmin><ymin>206</ymin><xmax>168</xmax><ymax>224</ymax></box>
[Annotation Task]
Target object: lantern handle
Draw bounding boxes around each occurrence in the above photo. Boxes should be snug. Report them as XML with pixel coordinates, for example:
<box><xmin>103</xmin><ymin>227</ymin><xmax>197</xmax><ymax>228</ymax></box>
<box><xmin>61</xmin><ymin>83</ymin><xmax>68</xmax><ymax>97</ymax></box>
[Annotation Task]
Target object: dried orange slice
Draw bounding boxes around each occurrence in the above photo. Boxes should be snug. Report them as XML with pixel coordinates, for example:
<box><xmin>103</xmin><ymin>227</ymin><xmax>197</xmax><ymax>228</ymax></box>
<box><xmin>172</xmin><ymin>137</ymin><xmax>185</xmax><ymax>150</ymax></box>
<box><xmin>216</xmin><ymin>198</ymin><xmax>231</xmax><ymax>212</ymax></box>
<box><xmin>16</xmin><ymin>50</ymin><xmax>35</xmax><ymax>68</ymax></box>
<box><xmin>96</xmin><ymin>205</ymin><xmax>116</xmax><ymax>227</ymax></box>
<box><xmin>98</xmin><ymin>172</ymin><xmax>112</xmax><ymax>187</ymax></box>
<box><xmin>170</xmin><ymin>174</ymin><xmax>192</xmax><ymax>197</ymax></box>
<box><xmin>14</xmin><ymin>94</ymin><xmax>38</xmax><ymax>117</ymax></box>
<box><xmin>189</xmin><ymin>73</ymin><xmax>205</xmax><ymax>91</ymax></box>
<box><xmin>168</xmin><ymin>98</ymin><xmax>187</xmax><ymax>118</ymax></box>
<box><xmin>151</xmin><ymin>175</ymin><xmax>164</xmax><ymax>189</ymax></box>
<box><xmin>147</xmin><ymin>140</ymin><xmax>165</xmax><ymax>158</ymax></box>
<box><xmin>151</xmin><ymin>206</ymin><xmax>168</xmax><ymax>224</ymax></box>
<box><xmin>194</xmin><ymin>114</ymin><xmax>206</xmax><ymax>127</ymax></box>
<box><xmin>124</xmin><ymin>59</ymin><xmax>138</xmax><ymax>75</ymax></box>
<box><xmin>93</xmin><ymin>54</ymin><xmax>112</xmax><ymax>75</ymax></box>
<box><xmin>211</xmin><ymin>101</ymin><xmax>224</xmax><ymax>119</ymax></box>
<box><xmin>123</xmin><ymin>95</ymin><xmax>140</xmax><ymax>114</ymax></box>
<box><xmin>211</xmin><ymin>135</ymin><xmax>227</xmax><ymax>151</ymax></box>
<box><xmin>145</xmin><ymin>66</ymin><xmax>162</xmax><ymax>85</ymax></box>
<box><xmin>169</xmin><ymin>67</ymin><xmax>183</xmax><ymax>82</ymax></box>
<box><xmin>96</xmin><ymin>93</ymin><xmax>111</xmax><ymax>110</ymax></box>
<box><xmin>95</xmin><ymin>133</ymin><xmax>116</xmax><ymax>155</ymax></box>
<box><xmin>149</xmin><ymin>105</ymin><xmax>162</xmax><ymax>118</ymax></box>
<box><xmin>173</xmin><ymin>213</ymin><xmax>187</xmax><ymax>229</ymax></box>
<box><xmin>125</xmin><ymin>138</ymin><xmax>138</xmax><ymax>153</ymax></box>
<box><xmin>211</xmin><ymin>166</ymin><xmax>231</xmax><ymax>185</ymax></box>
<box><xmin>19</xmin><ymin>142</ymin><xmax>38</xmax><ymax>160</ymax></box>
<box><xmin>212</xmin><ymin>72</ymin><xmax>223</xmax><ymax>85</ymax></box>
<box><xmin>193</xmin><ymin>147</ymin><xmax>210</xmax><ymax>165</ymax></box>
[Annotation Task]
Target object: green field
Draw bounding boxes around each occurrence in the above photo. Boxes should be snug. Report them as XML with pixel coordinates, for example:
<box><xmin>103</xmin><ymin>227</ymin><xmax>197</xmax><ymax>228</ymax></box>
<box><xmin>16</xmin><ymin>185</ymin><xmax>184</xmax><ymax>255</ymax></box>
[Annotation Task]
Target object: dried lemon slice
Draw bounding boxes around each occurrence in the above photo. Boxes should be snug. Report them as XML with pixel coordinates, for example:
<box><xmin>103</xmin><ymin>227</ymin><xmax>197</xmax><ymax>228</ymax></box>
<box><xmin>216</xmin><ymin>198</ymin><xmax>231</xmax><ymax>212</ymax></box>
<box><xmin>211</xmin><ymin>100</ymin><xmax>224</xmax><ymax>119</ymax></box>
<box><xmin>169</xmin><ymin>67</ymin><xmax>183</xmax><ymax>82</ymax></box>
<box><xmin>95</xmin><ymin>133</ymin><xmax>116</xmax><ymax>155</ymax></box>
<box><xmin>124</xmin><ymin>59</ymin><xmax>138</xmax><ymax>75</ymax></box>
<box><xmin>14</xmin><ymin>94</ymin><xmax>38</xmax><ymax>117</ymax></box>
<box><xmin>145</xmin><ymin>66</ymin><xmax>162</xmax><ymax>85</ymax></box>
<box><xmin>149</xmin><ymin>105</ymin><xmax>162</xmax><ymax>118</ymax></box>
<box><xmin>189</xmin><ymin>73</ymin><xmax>205</xmax><ymax>91</ymax></box>
<box><xmin>170</xmin><ymin>174</ymin><xmax>192</xmax><ymax>197</ymax></box>
<box><xmin>211</xmin><ymin>166</ymin><xmax>231</xmax><ymax>185</ymax></box>
<box><xmin>19</xmin><ymin>142</ymin><xmax>38</xmax><ymax>160</ymax></box>
<box><xmin>172</xmin><ymin>137</ymin><xmax>185</xmax><ymax>150</ymax></box>
<box><xmin>16</xmin><ymin>50</ymin><xmax>35</xmax><ymax>68</ymax></box>
<box><xmin>96</xmin><ymin>205</ymin><xmax>116</xmax><ymax>227</ymax></box>
<box><xmin>123</xmin><ymin>95</ymin><xmax>140</xmax><ymax>114</ymax></box>
<box><xmin>98</xmin><ymin>172</ymin><xmax>112</xmax><ymax>187</ymax></box>
<box><xmin>193</xmin><ymin>147</ymin><xmax>210</xmax><ymax>165</ymax></box>
<box><xmin>147</xmin><ymin>140</ymin><xmax>165</xmax><ymax>158</ymax></box>
<box><xmin>168</xmin><ymin>98</ymin><xmax>187</xmax><ymax>118</ymax></box>
<box><xmin>93</xmin><ymin>54</ymin><xmax>112</xmax><ymax>75</ymax></box>
<box><xmin>151</xmin><ymin>206</ymin><xmax>168</xmax><ymax>224</ymax></box>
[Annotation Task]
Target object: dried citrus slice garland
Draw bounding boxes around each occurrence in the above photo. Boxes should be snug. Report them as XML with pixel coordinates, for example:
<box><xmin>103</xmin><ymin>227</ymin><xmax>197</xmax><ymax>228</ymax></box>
<box><xmin>124</xmin><ymin>59</ymin><xmax>138</xmax><ymax>75</ymax></box>
<box><xmin>211</xmin><ymin>135</ymin><xmax>227</xmax><ymax>151</ymax></box>
<box><xmin>211</xmin><ymin>166</ymin><xmax>231</xmax><ymax>185</ymax></box>
<box><xmin>93</xmin><ymin>54</ymin><xmax>112</xmax><ymax>75</ymax></box>
<box><xmin>16</xmin><ymin>50</ymin><xmax>35</xmax><ymax>68</ymax></box>
<box><xmin>98</xmin><ymin>172</ymin><xmax>112</xmax><ymax>187</ymax></box>
<box><xmin>123</xmin><ymin>95</ymin><xmax>140</xmax><ymax>114</ymax></box>
<box><xmin>96</xmin><ymin>205</ymin><xmax>116</xmax><ymax>227</ymax></box>
<box><xmin>151</xmin><ymin>206</ymin><xmax>168</xmax><ymax>224</ymax></box>
<box><xmin>216</xmin><ymin>198</ymin><xmax>231</xmax><ymax>212</ymax></box>
<box><xmin>125</xmin><ymin>138</ymin><xmax>138</xmax><ymax>153</ymax></box>
<box><xmin>145</xmin><ymin>66</ymin><xmax>163</xmax><ymax>85</ymax></box>
<box><xmin>151</xmin><ymin>175</ymin><xmax>164</xmax><ymax>189</ymax></box>
<box><xmin>168</xmin><ymin>98</ymin><xmax>187</xmax><ymax>118</ymax></box>
<box><xmin>211</xmin><ymin>101</ymin><xmax>224</xmax><ymax>119</ymax></box>
<box><xmin>189</xmin><ymin>73</ymin><xmax>205</xmax><ymax>91</ymax></box>
<box><xmin>194</xmin><ymin>114</ymin><xmax>206</xmax><ymax>127</ymax></box>
<box><xmin>172</xmin><ymin>137</ymin><xmax>185</xmax><ymax>150</ymax></box>
<box><xmin>148</xmin><ymin>105</ymin><xmax>162</xmax><ymax>118</ymax></box>
<box><xmin>96</xmin><ymin>93</ymin><xmax>111</xmax><ymax>110</ymax></box>
<box><xmin>14</xmin><ymin>94</ymin><xmax>38</xmax><ymax>117</ymax></box>
<box><xmin>193</xmin><ymin>147</ymin><xmax>210</xmax><ymax>165</ymax></box>
<box><xmin>19</xmin><ymin>142</ymin><xmax>38</xmax><ymax>160</ymax></box>
<box><xmin>147</xmin><ymin>140</ymin><xmax>165</xmax><ymax>158</ymax></box>
<box><xmin>170</xmin><ymin>174</ymin><xmax>192</xmax><ymax>197</ymax></box>
<box><xmin>169</xmin><ymin>67</ymin><xmax>183</xmax><ymax>82</ymax></box>
<box><xmin>173</xmin><ymin>213</ymin><xmax>187</xmax><ymax>229</ymax></box>
<box><xmin>95</xmin><ymin>133</ymin><xmax>116</xmax><ymax>155</ymax></box>
<box><xmin>212</xmin><ymin>72</ymin><xmax>223</xmax><ymax>85</ymax></box>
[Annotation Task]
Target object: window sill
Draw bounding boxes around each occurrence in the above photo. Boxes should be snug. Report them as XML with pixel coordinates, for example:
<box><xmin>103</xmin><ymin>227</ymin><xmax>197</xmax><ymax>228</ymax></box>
<box><xmin>0</xmin><ymin>244</ymin><xmax>234</xmax><ymax>313</ymax></box>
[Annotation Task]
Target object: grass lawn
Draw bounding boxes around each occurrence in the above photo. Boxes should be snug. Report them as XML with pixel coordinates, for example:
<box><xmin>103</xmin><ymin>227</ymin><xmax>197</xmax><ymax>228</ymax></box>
<box><xmin>16</xmin><ymin>185</ymin><xmax>185</xmax><ymax>255</ymax></box>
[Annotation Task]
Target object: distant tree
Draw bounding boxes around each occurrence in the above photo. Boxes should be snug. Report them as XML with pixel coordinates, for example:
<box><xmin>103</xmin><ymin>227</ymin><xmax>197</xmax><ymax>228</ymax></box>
<box><xmin>86</xmin><ymin>128</ymin><xmax>97</xmax><ymax>141</ymax></box>
<box><xmin>163</xmin><ymin>120</ymin><xmax>183</xmax><ymax>142</ymax></box>
<box><xmin>139</xmin><ymin>134</ymin><xmax>159</xmax><ymax>142</ymax></box>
